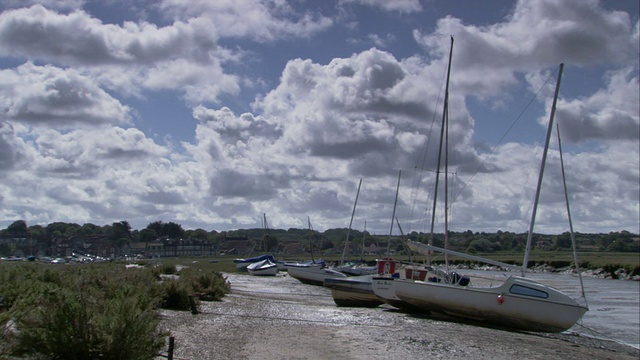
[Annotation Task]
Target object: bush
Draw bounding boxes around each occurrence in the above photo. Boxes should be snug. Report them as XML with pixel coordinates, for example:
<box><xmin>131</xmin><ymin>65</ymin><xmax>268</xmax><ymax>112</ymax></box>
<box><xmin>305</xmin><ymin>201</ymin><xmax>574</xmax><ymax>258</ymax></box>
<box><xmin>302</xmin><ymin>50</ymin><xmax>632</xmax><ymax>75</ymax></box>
<box><xmin>160</xmin><ymin>278</ymin><xmax>194</xmax><ymax>311</ymax></box>
<box><xmin>159</xmin><ymin>269</ymin><xmax>231</xmax><ymax>309</ymax></box>
<box><xmin>1</xmin><ymin>263</ymin><xmax>166</xmax><ymax>359</ymax></box>
<box><xmin>160</xmin><ymin>263</ymin><xmax>178</xmax><ymax>274</ymax></box>
<box><xmin>181</xmin><ymin>269</ymin><xmax>231</xmax><ymax>301</ymax></box>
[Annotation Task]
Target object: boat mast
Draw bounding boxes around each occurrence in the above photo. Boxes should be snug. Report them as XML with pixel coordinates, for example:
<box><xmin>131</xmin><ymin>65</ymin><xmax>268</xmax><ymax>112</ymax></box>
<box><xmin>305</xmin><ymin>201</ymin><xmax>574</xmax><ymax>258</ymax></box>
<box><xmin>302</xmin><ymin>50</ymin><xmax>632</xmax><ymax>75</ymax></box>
<box><xmin>556</xmin><ymin>123</ymin><xmax>588</xmax><ymax>306</ymax></box>
<box><xmin>263</xmin><ymin>213</ymin><xmax>269</xmax><ymax>253</ymax></box>
<box><xmin>308</xmin><ymin>216</ymin><xmax>316</xmax><ymax>263</ymax></box>
<box><xmin>361</xmin><ymin>221</ymin><xmax>367</xmax><ymax>259</ymax></box>
<box><xmin>386</xmin><ymin>170</ymin><xmax>402</xmax><ymax>256</ymax></box>
<box><xmin>429</xmin><ymin>36</ymin><xmax>454</xmax><ymax>266</ymax></box>
<box><xmin>523</xmin><ymin>63</ymin><xmax>564</xmax><ymax>276</ymax></box>
<box><xmin>341</xmin><ymin>178</ymin><xmax>362</xmax><ymax>266</ymax></box>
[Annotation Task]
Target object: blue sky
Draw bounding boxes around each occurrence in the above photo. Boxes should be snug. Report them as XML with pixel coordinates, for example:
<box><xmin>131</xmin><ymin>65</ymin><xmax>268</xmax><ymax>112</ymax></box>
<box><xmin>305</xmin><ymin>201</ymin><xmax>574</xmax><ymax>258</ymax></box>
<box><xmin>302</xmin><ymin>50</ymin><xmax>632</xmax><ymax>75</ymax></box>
<box><xmin>0</xmin><ymin>0</ymin><xmax>638</xmax><ymax>235</ymax></box>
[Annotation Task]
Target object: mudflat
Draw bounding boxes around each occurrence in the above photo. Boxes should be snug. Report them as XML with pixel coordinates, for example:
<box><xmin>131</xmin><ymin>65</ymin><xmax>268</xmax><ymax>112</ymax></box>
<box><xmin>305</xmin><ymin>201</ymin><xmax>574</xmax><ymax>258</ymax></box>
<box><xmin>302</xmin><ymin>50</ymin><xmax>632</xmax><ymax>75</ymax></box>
<box><xmin>158</xmin><ymin>272</ymin><xmax>638</xmax><ymax>360</ymax></box>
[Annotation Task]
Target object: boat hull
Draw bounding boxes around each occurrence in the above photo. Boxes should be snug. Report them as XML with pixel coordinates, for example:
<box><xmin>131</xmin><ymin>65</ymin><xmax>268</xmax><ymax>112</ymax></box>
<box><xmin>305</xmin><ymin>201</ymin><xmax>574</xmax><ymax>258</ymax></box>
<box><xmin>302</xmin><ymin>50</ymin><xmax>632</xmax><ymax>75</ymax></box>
<box><xmin>395</xmin><ymin>276</ymin><xmax>587</xmax><ymax>333</ymax></box>
<box><xmin>287</xmin><ymin>265</ymin><xmax>347</xmax><ymax>286</ymax></box>
<box><xmin>234</xmin><ymin>254</ymin><xmax>276</xmax><ymax>272</ymax></box>
<box><xmin>371</xmin><ymin>264</ymin><xmax>432</xmax><ymax>311</ymax></box>
<box><xmin>371</xmin><ymin>277</ymin><xmax>420</xmax><ymax>311</ymax></box>
<box><xmin>247</xmin><ymin>259</ymin><xmax>279</xmax><ymax>276</ymax></box>
<box><xmin>324</xmin><ymin>275</ymin><xmax>381</xmax><ymax>307</ymax></box>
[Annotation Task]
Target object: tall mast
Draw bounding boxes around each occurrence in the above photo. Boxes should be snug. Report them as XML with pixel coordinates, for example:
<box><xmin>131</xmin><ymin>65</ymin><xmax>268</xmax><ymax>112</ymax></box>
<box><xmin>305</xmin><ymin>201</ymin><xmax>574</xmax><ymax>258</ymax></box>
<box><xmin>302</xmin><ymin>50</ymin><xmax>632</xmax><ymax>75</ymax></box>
<box><xmin>361</xmin><ymin>221</ymin><xmax>367</xmax><ymax>259</ymax></box>
<box><xmin>341</xmin><ymin>178</ymin><xmax>362</xmax><ymax>266</ymax></box>
<box><xmin>386</xmin><ymin>170</ymin><xmax>402</xmax><ymax>255</ymax></box>
<box><xmin>523</xmin><ymin>63</ymin><xmax>564</xmax><ymax>276</ymax></box>
<box><xmin>428</xmin><ymin>36</ymin><xmax>454</xmax><ymax>265</ymax></box>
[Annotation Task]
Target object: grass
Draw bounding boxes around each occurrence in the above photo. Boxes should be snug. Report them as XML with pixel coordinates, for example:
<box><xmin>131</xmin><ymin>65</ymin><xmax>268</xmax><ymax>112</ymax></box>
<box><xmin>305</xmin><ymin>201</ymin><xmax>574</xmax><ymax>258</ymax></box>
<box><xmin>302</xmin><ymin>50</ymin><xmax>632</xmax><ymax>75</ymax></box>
<box><xmin>0</xmin><ymin>260</ymin><xmax>231</xmax><ymax>359</ymax></box>
<box><xmin>150</xmin><ymin>250</ymin><xmax>639</xmax><ymax>275</ymax></box>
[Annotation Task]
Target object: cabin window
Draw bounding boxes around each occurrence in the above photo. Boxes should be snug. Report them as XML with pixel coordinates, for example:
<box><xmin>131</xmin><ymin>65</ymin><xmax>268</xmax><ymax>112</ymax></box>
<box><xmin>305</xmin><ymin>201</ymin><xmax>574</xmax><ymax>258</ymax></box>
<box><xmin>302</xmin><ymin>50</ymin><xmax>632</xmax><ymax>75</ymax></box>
<box><xmin>509</xmin><ymin>284</ymin><xmax>549</xmax><ymax>299</ymax></box>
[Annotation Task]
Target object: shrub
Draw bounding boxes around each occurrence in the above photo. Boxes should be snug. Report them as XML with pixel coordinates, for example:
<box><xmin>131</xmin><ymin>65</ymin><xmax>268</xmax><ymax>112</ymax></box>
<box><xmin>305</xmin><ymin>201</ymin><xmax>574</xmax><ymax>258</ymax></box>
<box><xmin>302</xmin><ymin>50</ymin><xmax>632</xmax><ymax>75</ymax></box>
<box><xmin>181</xmin><ymin>269</ymin><xmax>231</xmax><ymax>301</ymax></box>
<box><xmin>160</xmin><ymin>263</ymin><xmax>178</xmax><ymax>275</ymax></box>
<box><xmin>159</xmin><ymin>269</ymin><xmax>230</xmax><ymax>309</ymax></box>
<box><xmin>160</xmin><ymin>278</ymin><xmax>194</xmax><ymax>311</ymax></box>
<box><xmin>2</xmin><ymin>263</ymin><xmax>166</xmax><ymax>359</ymax></box>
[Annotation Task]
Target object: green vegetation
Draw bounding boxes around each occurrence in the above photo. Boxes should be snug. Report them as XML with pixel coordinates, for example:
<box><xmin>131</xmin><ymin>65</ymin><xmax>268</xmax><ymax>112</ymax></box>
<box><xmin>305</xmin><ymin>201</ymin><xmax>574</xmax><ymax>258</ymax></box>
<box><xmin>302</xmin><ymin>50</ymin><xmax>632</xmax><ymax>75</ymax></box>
<box><xmin>0</xmin><ymin>261</ymin><xmax>230</xmax><ymax>359</ymax></box>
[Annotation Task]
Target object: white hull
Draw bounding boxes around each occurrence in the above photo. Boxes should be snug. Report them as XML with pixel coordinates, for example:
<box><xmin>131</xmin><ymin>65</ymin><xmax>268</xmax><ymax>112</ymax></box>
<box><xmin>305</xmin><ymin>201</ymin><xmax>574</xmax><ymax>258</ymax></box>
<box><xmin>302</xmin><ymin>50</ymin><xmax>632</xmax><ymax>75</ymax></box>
<box><xmin>335</xmin><ymin>264</ymin><xmax>378</xmax><ymax>276</ymax></box>
<box><xmin>371</xmin><ymin>265</ymin><xmax>432</xmax><ymax>310</ymax></box>
<box><xmin>287</xmin><ymin>265</ymin><xmax>347</xmax><ymax>286</ymax></box>
<box><xmin>247</xmin><ymin>259</ymin><xmax>279</xmax><ymax>276</ymax></box>
<box><xmin>234</xmin><ymin>254</ymin><xmax>275</xmax><ymax>272</ymax></box>
<box><xmin>394</xmin><ymin>276</ymin><xmax>587</xmax><ymax>333</ymax></box>
<box><xmin>371</xmin><ymin>277</ymin><xmax>407</xmax><ymax>309</ymax></box>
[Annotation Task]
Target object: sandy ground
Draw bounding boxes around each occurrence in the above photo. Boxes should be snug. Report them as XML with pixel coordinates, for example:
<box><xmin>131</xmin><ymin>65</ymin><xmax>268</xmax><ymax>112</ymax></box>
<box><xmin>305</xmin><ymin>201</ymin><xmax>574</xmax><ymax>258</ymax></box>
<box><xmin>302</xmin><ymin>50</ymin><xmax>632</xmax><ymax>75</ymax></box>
<box><xmin>157</xmin><ymin>272</ymin><xmax>638</xmax><ymax>360</ymax></box>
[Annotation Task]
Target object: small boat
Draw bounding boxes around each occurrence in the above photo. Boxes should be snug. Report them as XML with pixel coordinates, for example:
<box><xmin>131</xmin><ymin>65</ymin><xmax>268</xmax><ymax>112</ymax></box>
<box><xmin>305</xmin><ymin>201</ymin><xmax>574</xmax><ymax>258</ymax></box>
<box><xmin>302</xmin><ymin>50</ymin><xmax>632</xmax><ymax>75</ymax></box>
<box><xmin>287</xmin><ymin>261</ymin><xmax>347</xmax><ymax>286</ymax></box>
<box><xmin>395</xmin><ymin>268</ymin><xmax>587</xmax><ymax>332</ymax></box>
<box><xmin>335</xmin><ymin>262</ymin><xmax>378</xmax><ymax>276</ymax></box>
<box><xmin>233</xmin><ymin>254</ymin><xmax>276</xmax><ymax>272</ymax></box>
<box><xmin>247</xmin><ymin>258</ymin><xmax>279</xmax><ymax>276</ymax></box>
<box><xmin>323</xmin><ymin>274</ymin><xmax>382</xmax><ymax>307</ymax></box>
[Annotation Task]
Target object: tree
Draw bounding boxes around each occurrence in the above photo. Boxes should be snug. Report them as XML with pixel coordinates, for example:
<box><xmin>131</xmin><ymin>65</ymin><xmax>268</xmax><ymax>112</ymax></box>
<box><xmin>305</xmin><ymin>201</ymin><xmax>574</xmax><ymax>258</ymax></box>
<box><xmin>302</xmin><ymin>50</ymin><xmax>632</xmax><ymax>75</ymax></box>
<box><xmin>163</xmin><ymin>222</ymin><xmax>185</xmax><ymax>239</ymax></box>
<box><xmin>111</xmin><ymin>221</ymin><xmax>132</xmax><ymax>255</ymax></box>
<box><xmin>554</xmin><ymin>232</ymin><xmax>572</xmax><ymax>249</ymax></box>
<box><xmin>7</xmin><ymin>220</ymin><xmax>28</xmax><ymax>238</ymax></box>
<box><xmin>138</xmin><ymin>228</ymin><xmax>158</xmax><ymax>243</ymax></box>
<box><xmin>188</xmin><ymin>229</ymin><xmax>209</xmax><ymax>242</ymax></box>
<box><xmin>146</xmin><ymin>221</ymin><xmax>165</xmax><ymax>237</ymax></box>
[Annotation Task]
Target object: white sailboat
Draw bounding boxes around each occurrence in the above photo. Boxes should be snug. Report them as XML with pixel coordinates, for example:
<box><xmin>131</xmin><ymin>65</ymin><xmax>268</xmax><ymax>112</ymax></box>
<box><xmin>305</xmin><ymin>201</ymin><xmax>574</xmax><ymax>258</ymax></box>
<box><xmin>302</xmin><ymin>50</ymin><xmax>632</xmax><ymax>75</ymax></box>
<box><xmin>247</xmin><ymin>258</ymin><xmax>279</xmax><ymax>276</ymax></box>
<box><xmin>372</xmin><ymin>37</ymin><xmax>457</xmax><ymax>311</ymax></box>
<box><xmin>394</xmin><ymin>60</ymin><xmax>588</xmax><ymax>333</ymax></box>
<box><xmin>286</xmin><ymin>217</ymin><xmax>343</xmax><ymax>285</ymax></box>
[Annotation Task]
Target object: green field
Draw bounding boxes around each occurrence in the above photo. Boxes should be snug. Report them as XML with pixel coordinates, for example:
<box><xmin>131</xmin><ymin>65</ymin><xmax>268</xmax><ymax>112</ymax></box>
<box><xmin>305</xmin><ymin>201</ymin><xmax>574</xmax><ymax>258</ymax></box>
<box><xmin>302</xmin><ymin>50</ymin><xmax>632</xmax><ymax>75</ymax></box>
<box><xmin>154</xmin><ymin>250</ymin><xmax>639</xmax><ymax>274</ymax></box>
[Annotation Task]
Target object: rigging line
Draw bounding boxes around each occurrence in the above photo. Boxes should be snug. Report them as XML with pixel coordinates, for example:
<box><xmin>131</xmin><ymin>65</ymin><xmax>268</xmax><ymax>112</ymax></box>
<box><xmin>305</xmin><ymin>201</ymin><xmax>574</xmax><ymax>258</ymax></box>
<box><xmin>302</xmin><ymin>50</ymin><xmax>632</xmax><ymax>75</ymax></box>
<box><xmin>451</xmin><ymin>64</ymin><xmax>562</xmax><ymax>205</ymax></box>
<box><xmin>557</xmin><ymin>123</ymin><xmax>588</xmax><ymax>307</ymax></box>
<box><xmin>406</xmin><ymin>52</ymin><xmax>450</xmax><ymax>234</ymax></box>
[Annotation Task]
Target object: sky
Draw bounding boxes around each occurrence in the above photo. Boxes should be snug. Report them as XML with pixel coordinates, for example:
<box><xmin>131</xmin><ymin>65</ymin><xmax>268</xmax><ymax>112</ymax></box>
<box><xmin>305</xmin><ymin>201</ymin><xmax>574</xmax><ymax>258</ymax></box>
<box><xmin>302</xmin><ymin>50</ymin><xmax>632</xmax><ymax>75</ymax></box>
<box><xmin>0</xmin><ymin>0</ymin><xmax>638</xmax><ymax>236</ymax></box>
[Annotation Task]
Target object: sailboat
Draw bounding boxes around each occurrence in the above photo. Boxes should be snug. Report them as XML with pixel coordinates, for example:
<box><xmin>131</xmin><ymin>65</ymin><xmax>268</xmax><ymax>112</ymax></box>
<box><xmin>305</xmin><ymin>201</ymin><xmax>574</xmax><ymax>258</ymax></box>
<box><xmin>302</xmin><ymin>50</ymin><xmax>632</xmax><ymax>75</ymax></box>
<box><xmin>286</xmin><ymin>219</ymin><xmax>346</xmax><ymax>285</ymax></box>
<box><xmin>394</xmin><ymin>60</ymin><xmax>588</xmax><ymax>333</ymax></box>
<box><xmin>371</xmin><ymin>37</ymin><xmax>458</xmax><ymax>311</ymax></box>
<box><xmin>236</xmin><ymin>213</ymin><xmax>279</xmax><ymax>273</ymax></box>
<box><xmin>247</xmin><ymin>257</ymin><xmax>279</xmax><ymax>276</ymax></box>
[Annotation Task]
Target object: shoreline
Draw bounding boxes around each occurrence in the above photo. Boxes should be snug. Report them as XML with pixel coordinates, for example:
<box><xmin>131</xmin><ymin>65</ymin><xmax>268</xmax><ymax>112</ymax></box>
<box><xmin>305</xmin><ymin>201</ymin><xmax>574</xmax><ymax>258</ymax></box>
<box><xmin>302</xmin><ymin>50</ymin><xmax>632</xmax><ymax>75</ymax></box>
<box><xmin>157</xmin><ymin>272</ymin><xmax>639</xmax><ymax>360</ymax></box>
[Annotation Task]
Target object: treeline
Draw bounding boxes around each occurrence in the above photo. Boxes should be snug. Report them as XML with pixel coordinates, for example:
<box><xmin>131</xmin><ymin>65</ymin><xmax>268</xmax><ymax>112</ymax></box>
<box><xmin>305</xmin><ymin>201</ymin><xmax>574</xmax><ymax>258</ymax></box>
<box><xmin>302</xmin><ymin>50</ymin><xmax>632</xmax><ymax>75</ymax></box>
<box><xmin>1</xmin><ymin>220</ymin><xmax>638</xmax><ymax>256</ymax></box>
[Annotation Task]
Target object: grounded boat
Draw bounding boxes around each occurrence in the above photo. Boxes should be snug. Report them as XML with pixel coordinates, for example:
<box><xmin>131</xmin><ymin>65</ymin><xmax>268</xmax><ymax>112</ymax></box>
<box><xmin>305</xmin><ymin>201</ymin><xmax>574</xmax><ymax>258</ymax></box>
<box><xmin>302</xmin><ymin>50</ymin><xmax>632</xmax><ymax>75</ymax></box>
<box><xmin>323</xmin><ymin>274</ymin><xmax>381</xmax><ymax>307</ymax></box>
<box><xmin>371</xmin><ymin>260</ymin><xmax>435</xmax><ymax>311</ymax></box>
<box><xmin>287</xmin><ymin>261</ymin><xmax>347</xmax><ymax>286</ymax></box>
<box><xmin>393</xmin><ymin>60</ymin><xmax>588</xmax><ymax>333</ymax></box>
<box><xmin>395</xmin><ymin>269</ymin><xmax>587</xmax><ymax>332</ymax></box>
<box><xmin>233</xmin><ymin>254</ymin><xmax>276</xmax><ymax>272</ymax></box>
<box><xmin>334</xmin><ymin>262</ymin><xmax>378</xmax><ymax>276</ymax></box>
<box><xmin>247</xmin><ymin>258</ymin><xmax>279</xmax><ymax>276</ymax></box>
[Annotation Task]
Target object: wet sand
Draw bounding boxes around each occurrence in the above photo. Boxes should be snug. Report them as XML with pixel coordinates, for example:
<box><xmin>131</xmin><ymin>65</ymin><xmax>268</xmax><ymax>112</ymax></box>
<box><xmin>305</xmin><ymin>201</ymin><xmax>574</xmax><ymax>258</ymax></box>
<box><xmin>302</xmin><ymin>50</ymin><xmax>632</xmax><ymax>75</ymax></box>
<box><xmin>157</xmin><ymin>272</ymin><xmax>638</xmax><ymax>360</ymax></box>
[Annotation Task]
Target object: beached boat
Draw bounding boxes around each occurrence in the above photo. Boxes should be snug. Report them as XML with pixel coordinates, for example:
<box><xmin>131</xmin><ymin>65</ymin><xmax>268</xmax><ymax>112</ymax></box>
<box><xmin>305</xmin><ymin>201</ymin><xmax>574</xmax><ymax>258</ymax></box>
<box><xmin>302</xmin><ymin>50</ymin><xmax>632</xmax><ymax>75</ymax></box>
<box><xmin>394</xmin><ymin>61</ymin><xmax>588</xmax><ymax>333</ymax></box>
<box><xmin>336</xmin><ymin>262</ymin><xmax>378</xmax><ymax>276</ymax></box>
<box><xmin>371</xmin><ymin>260</ymin><xmax>435</xmax><ymax>311</ymax></box>
<box><xmin>233</xmin><ymin>254</ymin><xmax>276</xmax><ymax>272</ymax></box>
<box><xmin>323</xmin><ymin>274</ymin><xmax>382</xmax><ymax>307</ymax></box>
<box><xmin>287</xmin><ymin>262</ymin><xmax>347</xmax><ymax>286</ymax></box>
<box><xmin>247</xmin><ymin>258</ymin><xmax>279</xmax><ymax>276</ymax></box>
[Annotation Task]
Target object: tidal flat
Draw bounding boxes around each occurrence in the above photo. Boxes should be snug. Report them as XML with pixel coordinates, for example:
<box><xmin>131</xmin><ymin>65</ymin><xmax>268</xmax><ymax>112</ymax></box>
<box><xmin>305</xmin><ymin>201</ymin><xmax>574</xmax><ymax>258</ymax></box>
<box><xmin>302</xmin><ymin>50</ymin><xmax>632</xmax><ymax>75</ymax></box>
<box><xmin>157</xmin><ymin>272</ymin><xmax>639</xmax><ymax>360</ymax></box>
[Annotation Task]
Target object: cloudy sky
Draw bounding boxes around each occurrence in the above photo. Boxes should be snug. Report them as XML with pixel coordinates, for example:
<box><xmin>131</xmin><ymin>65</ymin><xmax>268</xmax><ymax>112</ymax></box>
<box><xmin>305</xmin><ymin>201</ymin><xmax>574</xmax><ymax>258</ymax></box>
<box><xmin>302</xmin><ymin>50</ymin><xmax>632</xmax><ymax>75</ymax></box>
<box><xmin>0</xmin><ymin>0</ymin><xmax>638</xmax><ymax>236</ymax></box>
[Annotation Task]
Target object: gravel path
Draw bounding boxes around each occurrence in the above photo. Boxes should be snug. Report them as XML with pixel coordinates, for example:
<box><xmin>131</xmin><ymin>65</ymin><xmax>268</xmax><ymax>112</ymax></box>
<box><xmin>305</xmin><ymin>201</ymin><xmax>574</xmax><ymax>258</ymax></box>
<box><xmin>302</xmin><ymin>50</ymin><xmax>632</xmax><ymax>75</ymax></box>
<box><xmin>157</xmin><ymin>272</ymin><xmax>638</xmax><ymax>360</ymax></box>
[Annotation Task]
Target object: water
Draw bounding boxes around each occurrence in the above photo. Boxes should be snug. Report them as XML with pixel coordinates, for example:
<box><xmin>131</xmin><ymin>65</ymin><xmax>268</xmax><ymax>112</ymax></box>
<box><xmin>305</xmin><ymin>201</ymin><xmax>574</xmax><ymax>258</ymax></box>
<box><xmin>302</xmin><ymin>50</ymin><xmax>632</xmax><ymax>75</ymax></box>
<box><xmin>466</xmin><ymin>270</ymin><xmax>640</xmax><ymax>349</ymax></box>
